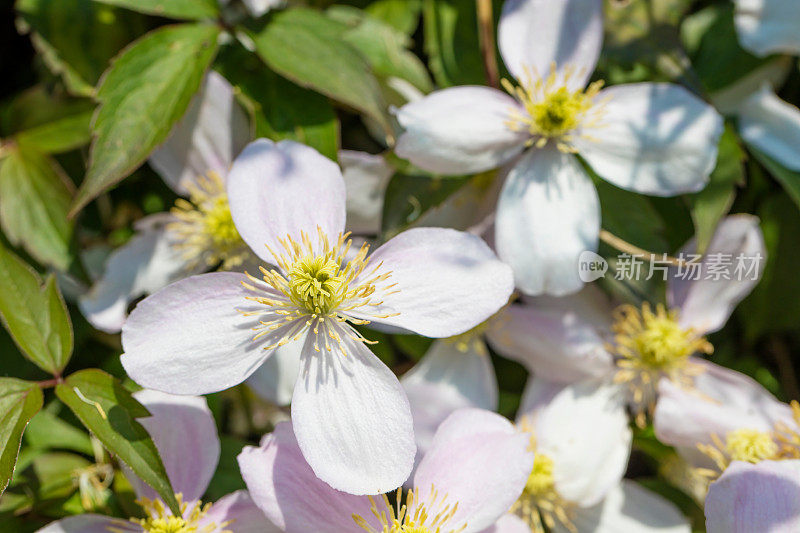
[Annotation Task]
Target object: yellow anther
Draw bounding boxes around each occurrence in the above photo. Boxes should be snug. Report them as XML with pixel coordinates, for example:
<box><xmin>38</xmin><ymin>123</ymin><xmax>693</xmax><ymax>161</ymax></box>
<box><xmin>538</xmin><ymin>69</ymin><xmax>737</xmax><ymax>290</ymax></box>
<box><xmin>353</xmin><ymin>487</ymin><xmax>465</xmax><ymax>533</ymax></box>
<box><xmin>524</xmin><ymin>454</ymin><xmax>556</xmax><ymax>497</ymax></box>
<box><xmin>127</xmin><ymin>494</ymin><xmax>230</xmax><ymax>533</ymax></box>
<box><xmin>725</xmin><ymin>429</ymin><xmax>779</xmax><ymax>464</ymax></box>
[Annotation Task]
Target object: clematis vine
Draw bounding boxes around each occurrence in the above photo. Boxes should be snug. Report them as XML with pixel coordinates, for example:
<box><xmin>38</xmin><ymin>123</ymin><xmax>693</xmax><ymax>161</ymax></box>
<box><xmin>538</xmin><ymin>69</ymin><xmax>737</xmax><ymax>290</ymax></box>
<box><xmin>704</xmin><ymin>459</ymin><xmax>800</xmax><ymax>533</ymax></box>
<box><xmin>237</xmin><ymin>409</ymin><xmax>534</xmax><ymax>533</ymax></box>
<box><xmin>120</xmin><ymin>139</ymin><xmax>513</xmax><ymax>494</ymax></box>
<box><xmin>394</xmin><ymin>0</ymin><xmax>723</xmax><ymax>295</ymax></box>
<box><xmin>37</xmin><ymin>390</ymin><xmax>271</xmax><ymax>533</ymax></box>
<box><xmin>506</xmin><ymin>378</ymin><xmax>689</xmax><ymax>533</ymax></box>
<box><xmin>486</xmin><ymin>216</ymin><xmax>765</xmax><ymax>425</ymax></box>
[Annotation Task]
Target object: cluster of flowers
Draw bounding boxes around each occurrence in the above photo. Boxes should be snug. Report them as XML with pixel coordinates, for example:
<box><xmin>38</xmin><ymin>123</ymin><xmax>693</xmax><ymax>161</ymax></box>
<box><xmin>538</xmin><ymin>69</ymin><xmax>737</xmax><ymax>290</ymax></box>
<box><xmin>44</xmin><ymin>0</ymin><xmax>800</xmax><ymax>531</ymax></box>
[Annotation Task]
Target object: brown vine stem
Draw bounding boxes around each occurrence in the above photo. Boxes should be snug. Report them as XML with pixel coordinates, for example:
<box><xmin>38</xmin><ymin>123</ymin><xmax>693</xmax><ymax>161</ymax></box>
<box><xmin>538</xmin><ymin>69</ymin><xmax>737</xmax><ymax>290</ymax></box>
<box><xmin>599</xmin><ymin>229</ymin><xmax>684</xmax><ymax>265</ymax></box>
<box><xmin>476</xmin><ymin>0</ymin><xmax>500</xmax><ymax>89</ymax></box>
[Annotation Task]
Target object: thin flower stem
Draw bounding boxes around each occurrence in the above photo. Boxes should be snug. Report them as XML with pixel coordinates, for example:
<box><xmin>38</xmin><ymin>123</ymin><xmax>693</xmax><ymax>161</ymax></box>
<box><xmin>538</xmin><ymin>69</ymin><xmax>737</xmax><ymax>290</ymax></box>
<box><xmin>476</xmin><ymin>0</ymin><xmax>500</xmax><ymax>89</ymax></box>
<box><xmin>599</xmin><ymin>229</ymin><xmax>684</xmax><ymax>265</ymax></box>
<box><xmin>38</xmin><ymin>377</ymin><xmax>63</xmax><ymax>389</ymax></box>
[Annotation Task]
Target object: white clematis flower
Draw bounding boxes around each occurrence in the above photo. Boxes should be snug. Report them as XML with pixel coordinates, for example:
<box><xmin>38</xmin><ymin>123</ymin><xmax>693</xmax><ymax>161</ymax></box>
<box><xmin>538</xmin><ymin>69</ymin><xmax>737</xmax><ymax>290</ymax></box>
<box><xmin>394</xmin><ymin>0</ymin><xmax>723</xmax><ymax>296</ymax></box>
<box><xmin>120</xmin><ymin>138</ymin><xmax>514</xmax><ymax>495</ymax></box>
<box><xmin>734</xmin><ymin>0</ymin><xmax>800</xmax><ymax>57</ymax></box>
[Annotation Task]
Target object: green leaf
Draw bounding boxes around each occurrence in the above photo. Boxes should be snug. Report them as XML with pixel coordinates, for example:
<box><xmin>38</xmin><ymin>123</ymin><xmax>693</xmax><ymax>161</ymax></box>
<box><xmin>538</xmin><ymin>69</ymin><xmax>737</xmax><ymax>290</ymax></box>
<box><xmin>365</xmin><ymin>0</ymin><xmax>421</xmax><ymax>35</ymax></box>
<box><xmin>0</xmin><ymin>147</ymin><xmax>75</xmax><ymax>270</ymax></box>
<box><xmin>55</xmin><ymin>369</ymin><xmax>181</xmax><ymax>515</ymax></box>
<box><xmin>422</xmin><ymin>0</ymin><xmax>486</xmax><ymax>87</ymax></box>
<box><xmin>15</xmin><ymin>0</ymin><xmax>148</xmax><ymax>97</ymax></box>
<box><xmin>91</xmin><ymin>0</ymin><xmax>219</xmax><ymax>20</ymax></box>
<box><xmin>749</xmin><ymin>146</ymin><xmax>800</xmax><ymax>212</ymax></box>
<box><xmin>25</xmin><ymin>408</ymin><xmax>94</xmax><ymax>456</ymax></box>
<box><xmin>13</xmin><ymin>110</ymin><xmax>93</xmax><ymax>154</ymax></box>
<box><xmin>216</xmin><ymin>45</ymin><xmax>339</xmax><ymax>161</ymax></box>
<box><xmin>249</xmin><ymin>8</ymin><xmax>391</xmax><ymax>140</ymax></box>
<box><xmin>0</xmin><ymin>378</ymin><xmax>43</xmax><ymax>495</ymax></box>
<box><xmin>595</xmin><ymin>180</ymin><xmax>669</xmax><ymax>254</ymax></box>
<box><xmin>0</xmin><ymin>245</ymin><xmax>73</xmax><ymax>375</ymax></box>
<box><xmin>71</xmin><ymin>23</ymin><xmax>221</xmax><ymax>216</ymax></box>
<box><xmin>689</xmin><ymin>125</ymin><xmax>745</xmax><ymax>253</ymax></box>
<box><xmin>329</xmin><ymin>6</ymin><xmax>432</xmax><ymax>93</ymax></box>
<box><xmin>381</xmin><ymin>172</ymin><xmax>470</xmax><ymax>238</ymax></box>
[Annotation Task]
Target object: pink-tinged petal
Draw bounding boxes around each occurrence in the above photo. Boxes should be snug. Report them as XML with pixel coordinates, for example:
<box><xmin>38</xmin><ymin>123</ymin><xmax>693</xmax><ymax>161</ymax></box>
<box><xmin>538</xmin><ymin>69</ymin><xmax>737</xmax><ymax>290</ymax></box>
<box><xmin>654</xmin><ymin>359</ymin><xmax>792</xmax><ymax>450</ymax></box>
<box><xmin>495</xmin><ymin>147</ymin><xmax>600</xmax><ymax>296</ymax></box>
<box><xmin>739</xmin><ymin>84</ymin><xmax>800</xmax><ymax>171</ymax></box>
<box><xmin>246</xmin><ymin>339</ymin><xmax>302</xmax><ymax>406</ymax></box>
<box><xmin>150</xmin><ymin>72</ymin><xmax>249</xmax><ymax>195</ymax></box>
<box><xmin>480</xmin><ymin>514</ymin><xmax>530</xmax><ymax>533</ymax></box>
<box><xmin>530</xmin><ymin>379</ymin><xmax>631</xmax><ymax>507</ymax></box>
<box><xmin>575</xmin><ymin>83</ymin><xmax>723</xmax><ymax>196</ymax></box>
<box><xmin>414</xmin><ymin>409</ymin><xmax>534</xmax><ymax>533</ymax></box>
<box><xmin>226</xmin><ymin>139</ymin><xmax>346</xmax><ymax>263</ymax></box>
<box><xmin>238</xmin><ymin>422</ymin><xmax>380</xmax><ymax>533</ymax></box>
<box><xmin>123</xmin><ymin>390</ymin><xmax>219</xmax><ymax>503</ymax></box>
<box><xmin>566</xmin><ymin>480</ymin><xmax>690</xmax><ymax>533</ymax></box>
<box><xmin>36</xmin><ymin>515</ymin><xmax>138</xmax><ymax>532</ymax></box>
<box><xmin>79</xmin><ymin>216</ymin><xmax>192</xmax><ymax>333</ymax></box>
<box><xmin>705</xmin><ymin>460</ymin><xmax>800</xmax><ymax>533</ymax></box>
<box><xmin>291</xmin><ymin>324</ymin><xmax>415</xmax><ymax>495</ymax></box>
<box><xmin>734</xmin><ymin>0</ymin><xmax>800</xmax><ymax>56</ymax></box>
<box><xmin>353</xmin><ymin>227</ymin><xmax>514</xmax><ymax>338</ymax></box>
<box><xmin>498</xmin><ymin>0</ymin><xmax>603</xmax><ymax>90</ymax></box>
<box><xmin>402</xmin><ymin>340</ymin><xmax>498</xmax><ymax>459</ymax></box>
<box><xmin>340</xmin><ymin>150</ymin><xmax>394</xmax><ymax>236</ymax></box>
<box><xmin>517</xmin><ymin>377</ymin><xmax>567</xmax><ymax>419</ymax></box>
<box><xmin>486</xmin><ymin>301</ymin><xmax>613</xmax><ymax>383</ymax></box>
<box><xmin>394</xmin><ymin>86</ymin><xmax>529</xmax><ymax>175</ymax></box>
<box><xmin>121</xmin><ymin>272</ymin><xmax>273</xmax><ymax>395</ymax></box>
<box><xmin>199</xmin><ymin>490</ymin><xmax>280</xmax><ymax>533</ymax></box>
<box><xmin>667</xmin><ymin>215</ymin><xmax>765</xmax><ymax>334</ymax></box>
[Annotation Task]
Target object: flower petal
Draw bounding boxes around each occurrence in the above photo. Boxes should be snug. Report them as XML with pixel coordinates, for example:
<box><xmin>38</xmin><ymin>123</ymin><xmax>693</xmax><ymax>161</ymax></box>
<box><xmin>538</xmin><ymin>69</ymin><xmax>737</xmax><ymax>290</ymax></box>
<box><xmin>566</xmin><ymin>480</ymin><xmax>690</xmax><ymax>533</ymax></box>
<box><xmin>149</xmin><ymin>72</ymin><xmax>249</xmax><ymax>195</ymax></box>
<box><xmin>575</xmin><ymin>83</ymin><xmax>723</xmax><ymax>196</ymax></box>
<box><xmin>199</xmin><ymin>490</ymin><xmax>280</xmax><ymax>533</ymax></box>
<box><xmin>36</xmin><ymin>516</ymin><xmax>137</xmax><ymax>533</ymax></box>
<box><xmin>123</xmin><ymin>390</ymin><xmax>219</xmax><ymax>503</ymax></box>
<box><xmin>353</xmin><ymin>227</ymin><xmax>514</xmax><ymax>338</ymax></box>
<box><xmin>531</xmin><ymin>379</ymin><xmax>631</xmax><ymax>507</ymax></box>
<box><xmin>402</xmin><ymin>340</ymin><xmax>498</xmax><ymax>458</ymax></box>
<box><xmin>246</xmin><ymin>339</ymin><xmax>302</xmax><ymax>406</ymax></box>
<box><xmin>654</xmin><ymin>359</ymin><xmax>792</xmax><ymax>450</ymax></box>
<box><xmin>79</xmin><ymin>217</ymin><xmax>191</xmax><ymax>333</ymax></box>
<box><xmin>481</xmin><ymin>514</ymin><xmax>531</xmax><ymax>533</ymax></box>
<box><xmin>498</xmin><ymin>0</ymin><xmax>603</xmax><ymax>90</ymax></box>
<box><xmin>394</xmin><ymin>86</ymin><xmax>528</xmax><ymax>175</ymax></box>
<box><xmin>739</xmin><ymin>83</ymin><xmax>800</xmax><ymax>171</ymax></box>
<box><xmin>667</xmin><ymin>215</ymin><xmax>765</xmax><ymax>334</ymax></box>
<box><xmin>734</xmin><ymin>0</ymin><xmax>800</xmax><ymax>56</ymax></box>
<box><xmin>121</xmin><ymin>272</ymin><xmax>273</xmax><ymax>394</ymax></box>
<box><xmin>486</xmin><ymin>299</ymin><xmax>614</xmax><ymax>382</ymax></box>
<box><xmin>226</xmin><ymin>139</ymin><xmax>346</xmax><ymax>263</ymax></box>
<box><xmin>495</xmin><ymin>147</ymin><xmax>600</xmax><ymax>296</ymax></box>
<box><xmin>340</xmin><ymin>150</ymin><xmax>394</xmax><ymax>236</ymax></box>
<box><xmin>414</xmin><ymin>409</ymin><xmax>534</xmax><ymax>533</ymax></box>
<box><xmin>291</xmin><ymin>324</ymin><xmax>415</xmax><ymax>495</ymax></box>
<box><xmin>705</xmin><ymin>460</ymin><xmax>800</xmax><ymax>533</ymax></box>
<box><xmin>238</xmin><ymin>422</ymin><xmax>380</xmax><ymax>533</ymax></box>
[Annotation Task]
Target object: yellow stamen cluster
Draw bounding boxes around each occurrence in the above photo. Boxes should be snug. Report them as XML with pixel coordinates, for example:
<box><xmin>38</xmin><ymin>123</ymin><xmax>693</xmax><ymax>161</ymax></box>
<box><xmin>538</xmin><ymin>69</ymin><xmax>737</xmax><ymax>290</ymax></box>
<box><xmin>775</xmin><ymin>400</ymin><xmax>800</xmax><ymax>458</ymax></box>
<box><xmin>726</xmin><ymin>429</ymin><xmax>779</xmax><ymax>463</ymax></box>
<box><xmin>512</xmin><ymin>426</ymin><xmax>575</xmax><ymax>533</ymax></box>
<box><xmin>612</xmin><ymin>302</ymin><xmax>713</xmax><ymax>426</ymax></box>
<box><xmin>353</xmin><ymin>487</ymin><xmax>465</xmax><ymax>533</ymax></box>
<box><xmin>168</xmin><ymin>172</ymin><xmax>248</xmax><ymax>270</ymax></box>
<box><xmin>111</xmin><ymin>494</ymin><xmax>230</xmax><ymax>533</ymax></box>
<box><xmin>241</xmin><ymin>228</ymin><xmax>398</xmax><ymax>354</ymax></box>
<box><xmin>502</xmin><ymin>63</ymin><xmax>605</xmax><ymax>152</ymax></box>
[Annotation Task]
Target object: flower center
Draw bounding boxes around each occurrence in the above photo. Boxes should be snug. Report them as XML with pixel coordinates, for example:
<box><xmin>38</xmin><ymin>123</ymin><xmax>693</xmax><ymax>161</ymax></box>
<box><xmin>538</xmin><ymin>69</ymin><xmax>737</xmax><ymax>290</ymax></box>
<box><xmin>502</xmin><ymin>63</ymin><xmax>604</xmax><ymax>151</ymax></box>
<box><xmin>524</xmin><ymin>454</ymin><xmax>556</xmax><ymax>497</ymax></box>
<box><xmin>134</xmin><ymin>494</ymin><xmax>229</xmax><ymax>533</ymax></box>
<box><xmin>353</xmin><ymin>488</ymin><xmax>464</xmax><ymax>533</ymax></box>
<box><xmin>168</xmin><ymin>172</ymin><xmax>248</xmax><ymax>270</ymax></box>
<box><xmin>725</xmin><ymin>429</ymin><xmax>779</xmax><ymax>464</ymax></box>
<box><xmin>612</xmin><ymin>302</ymin><xmax>713</xmax><ymax>426</ymax></box>
<box><xmin>287</xmin><ymin>255</ymin><xmax>347</xmax><ymax>315</ymax></box>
